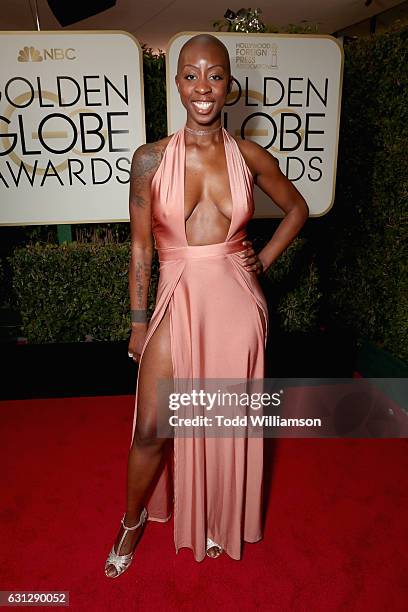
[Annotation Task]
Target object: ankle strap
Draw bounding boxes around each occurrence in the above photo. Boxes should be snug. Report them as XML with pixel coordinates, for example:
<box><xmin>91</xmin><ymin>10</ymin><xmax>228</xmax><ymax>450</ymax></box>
<box><xmin>121</xmin><ymin>507</ymin><xmax>148</xmax><ymax>531</ymax></box>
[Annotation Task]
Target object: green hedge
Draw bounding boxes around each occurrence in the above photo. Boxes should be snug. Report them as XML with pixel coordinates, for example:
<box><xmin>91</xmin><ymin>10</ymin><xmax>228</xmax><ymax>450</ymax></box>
<box><xmin>261</xmin><ymin>235</ymin><xmax>322</xmax><ymax>333</ymax></box>
<box><xmin>8</xmin><ymin>242</ymin><xmax>158</xmax><ymax>343</ymax></box>
<box><xmin>320</xmin><ymin>24</ymin><xmax>408</xmax><ymax>362</ymax></box>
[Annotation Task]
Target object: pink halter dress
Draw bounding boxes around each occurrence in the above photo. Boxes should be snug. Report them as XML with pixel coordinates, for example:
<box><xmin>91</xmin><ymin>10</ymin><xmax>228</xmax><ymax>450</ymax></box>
<box><xmin>130</xmin><ymin>126</ymin><xmax>268</xmax><ymax>561</ymax></box>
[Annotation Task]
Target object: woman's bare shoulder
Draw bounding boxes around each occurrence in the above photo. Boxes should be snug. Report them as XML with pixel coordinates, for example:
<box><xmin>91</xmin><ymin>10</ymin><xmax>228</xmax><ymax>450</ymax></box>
<box><xmin>231</xmin><ymin>133</ymin><xmax>279</xmax><ymax>177</ymax></box>
<box><xmin>131</xmin><ymin>134</ymin><xmax>173</xmax><ymax>178</ymax></box>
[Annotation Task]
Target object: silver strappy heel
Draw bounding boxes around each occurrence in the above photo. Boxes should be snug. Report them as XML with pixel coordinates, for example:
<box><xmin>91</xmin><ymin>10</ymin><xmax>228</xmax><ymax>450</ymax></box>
<box><xmin>206</xmin><ymin>537</ymin><xmax>223</xmax><ymax>558</ymax></box>
<box><xmin>104</xmin><ymin>507</ymin><xmax>148</xmax><ymax>578</ymax></box>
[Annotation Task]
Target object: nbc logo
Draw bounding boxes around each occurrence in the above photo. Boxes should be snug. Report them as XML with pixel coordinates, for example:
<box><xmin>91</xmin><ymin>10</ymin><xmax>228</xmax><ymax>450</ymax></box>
<box><xmin>18</xmin><ymin>46</ymin><xmax>43</xmax><ymax>62</ymax></box>
<box><xmin>17</xmin><ymin>46</ymin><xmax>76</xmax><ymax>61</ymax></box>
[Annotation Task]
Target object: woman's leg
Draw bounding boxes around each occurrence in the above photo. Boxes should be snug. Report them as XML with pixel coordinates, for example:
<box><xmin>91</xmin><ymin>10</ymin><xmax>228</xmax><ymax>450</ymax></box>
<box><xmin>105</xmin><ymin>308</ymin><xmax>173</xmax><ymax>577</ymax></box>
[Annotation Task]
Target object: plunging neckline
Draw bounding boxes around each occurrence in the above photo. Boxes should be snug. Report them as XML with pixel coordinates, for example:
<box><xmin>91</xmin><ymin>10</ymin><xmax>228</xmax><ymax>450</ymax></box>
<box><xmin>181</xmin><ymin>126</ymin><xmax>235</xmax><ymax>247</ymax></box>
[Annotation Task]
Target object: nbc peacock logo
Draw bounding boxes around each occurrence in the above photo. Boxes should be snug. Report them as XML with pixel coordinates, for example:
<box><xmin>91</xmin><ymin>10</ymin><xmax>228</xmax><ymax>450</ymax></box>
<box><xmin>17</xmin><ymin>46</ymin><xmax>43</xmax><ymax>62</ymax></box>
<box><xmin>16</xmin><ymin>46</ymin><xmax>76</xmax><ymax>61</ymax></box>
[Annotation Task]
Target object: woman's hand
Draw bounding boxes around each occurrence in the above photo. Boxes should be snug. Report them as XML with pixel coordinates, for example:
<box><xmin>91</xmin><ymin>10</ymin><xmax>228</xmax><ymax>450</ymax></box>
<box><xmin>128</xmin><ymin>323</ymin><xmax>148</xmax><ymax>363</ymax></box>
<box><xmin>239</xmin><ymin>240</ymin><xmax>265</xmax><ymax>275</ymax></box>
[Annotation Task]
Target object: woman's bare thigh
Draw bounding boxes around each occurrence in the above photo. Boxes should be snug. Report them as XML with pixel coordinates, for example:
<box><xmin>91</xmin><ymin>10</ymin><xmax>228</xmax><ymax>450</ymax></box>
<box><xmin>133</xmin><ymin>306</ymin><xmax>174</xmax><ymax>443</ymax></box>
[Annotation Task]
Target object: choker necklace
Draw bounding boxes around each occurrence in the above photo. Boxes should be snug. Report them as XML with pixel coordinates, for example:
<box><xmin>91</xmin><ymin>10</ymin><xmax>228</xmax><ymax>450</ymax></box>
<box><xmin>184</xmin><ymin>125</ymin><xmax>222</xmax><ymax>136</ymax></box>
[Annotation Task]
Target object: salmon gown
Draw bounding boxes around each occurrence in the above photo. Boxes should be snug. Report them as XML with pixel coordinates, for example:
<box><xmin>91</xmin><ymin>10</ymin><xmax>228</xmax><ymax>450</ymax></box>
<box><xmin>130</xmin><ymin>125</ymin><xmax>269</xmax><ymax>561</ymax></box>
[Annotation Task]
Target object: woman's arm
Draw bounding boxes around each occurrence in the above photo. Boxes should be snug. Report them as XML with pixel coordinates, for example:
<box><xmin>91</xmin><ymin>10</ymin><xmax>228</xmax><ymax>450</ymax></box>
<box><xmin>128</xmin><ymin>142</ymin><xmax>164</xmax><ymax>361</ymax></box>
<box><xmin>239</xmin><ymin>140</ymin><xmax>310</xmax><ymax>273</ymax></box>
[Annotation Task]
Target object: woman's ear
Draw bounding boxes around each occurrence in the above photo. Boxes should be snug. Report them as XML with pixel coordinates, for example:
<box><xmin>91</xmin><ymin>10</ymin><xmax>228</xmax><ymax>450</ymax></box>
<box><xmin>227</xmin><ymin>76</ymin><xmax>233</xmax><ymax>95</ymax></box>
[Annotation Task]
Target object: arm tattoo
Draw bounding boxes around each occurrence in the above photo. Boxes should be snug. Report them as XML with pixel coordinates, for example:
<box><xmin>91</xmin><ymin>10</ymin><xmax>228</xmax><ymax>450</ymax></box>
<box><xmin>130</xmin><ymin>142</ymin><xmax>166</xmax><ymax>208</ymax></box>
<box><xmin>135</xmin><ymin>261</ymin><xmax>143</xmax><ymax>308</ymax></box>
<box><xmin>134</xmin><ymin>260</ymin><xmax>152</xmax><ymax>311</ymax></box>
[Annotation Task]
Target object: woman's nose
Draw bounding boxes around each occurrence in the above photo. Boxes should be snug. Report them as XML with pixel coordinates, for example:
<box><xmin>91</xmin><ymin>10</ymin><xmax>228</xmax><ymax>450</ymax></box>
<box><xmin>195</xmin><ymin>79</ymin><xmax>211</xmax><ymax>94</ymax></box>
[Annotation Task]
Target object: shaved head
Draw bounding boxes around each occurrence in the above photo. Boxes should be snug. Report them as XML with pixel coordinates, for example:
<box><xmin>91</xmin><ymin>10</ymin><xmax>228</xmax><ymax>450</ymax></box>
<box><xmin>176</xmin><ymin>34</ymin><xmax>231</xmax><ymax>77</ymax></box>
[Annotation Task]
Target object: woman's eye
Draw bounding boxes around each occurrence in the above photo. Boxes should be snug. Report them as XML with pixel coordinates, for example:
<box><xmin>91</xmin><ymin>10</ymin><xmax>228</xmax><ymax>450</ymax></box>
<box><xmin>184</xmin><ymin>74</ymin><xmax>223</xmax><ymax>81</ymax></box>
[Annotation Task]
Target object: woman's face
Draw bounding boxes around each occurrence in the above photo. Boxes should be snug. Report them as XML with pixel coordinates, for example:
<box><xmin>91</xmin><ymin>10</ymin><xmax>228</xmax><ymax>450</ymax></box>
<box><xmin>175</xmin><ymin>42</ymin><xmax>232</xmax><ymax>125</ymax></box>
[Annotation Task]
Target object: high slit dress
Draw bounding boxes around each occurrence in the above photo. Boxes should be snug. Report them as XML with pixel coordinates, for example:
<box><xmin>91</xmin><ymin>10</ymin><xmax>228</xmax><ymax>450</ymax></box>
<box><xmin>130</xmin><ymin>125</ymin><xmax>269</xmax><ymax>561</ymax></box>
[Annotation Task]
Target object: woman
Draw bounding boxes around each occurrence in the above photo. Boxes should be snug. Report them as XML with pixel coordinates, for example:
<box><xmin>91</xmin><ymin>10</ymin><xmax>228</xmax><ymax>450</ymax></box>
<box><xmin>105</xmin><ymin>33</ymin><xmax>309</xmax><ymax>577</ymax></box>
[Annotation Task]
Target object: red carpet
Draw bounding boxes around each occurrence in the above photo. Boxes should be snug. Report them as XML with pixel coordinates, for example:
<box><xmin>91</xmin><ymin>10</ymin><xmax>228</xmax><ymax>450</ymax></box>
<box><xmin>0</xmin><ymin>395</ymin><xmax>407</xmax><ymax>611</ymax></box>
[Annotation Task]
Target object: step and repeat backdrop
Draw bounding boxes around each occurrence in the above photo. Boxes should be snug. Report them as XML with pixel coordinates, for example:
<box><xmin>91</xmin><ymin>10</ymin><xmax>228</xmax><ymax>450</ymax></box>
<box><xmin>0</xmin><ymin>30</ymin><xmax>343</xmax><ymax>226</ymax></box>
